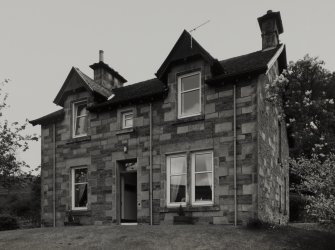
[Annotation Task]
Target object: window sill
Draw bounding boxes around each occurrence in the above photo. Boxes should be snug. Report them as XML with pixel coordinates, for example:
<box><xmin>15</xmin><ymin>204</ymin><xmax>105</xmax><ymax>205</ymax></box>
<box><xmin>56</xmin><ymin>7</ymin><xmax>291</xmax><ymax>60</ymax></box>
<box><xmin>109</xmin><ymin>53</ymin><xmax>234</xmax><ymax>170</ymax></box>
<box><xmin>160</xmin><ymin>205</ymin><xmax>219</xmax><ymax>213</ymax></box>
<box><xmin>66</xmin><ymin>135</ymin><xmax>91</xmax><ymax>145</ymax></box>
<box><xmin>172</xmin><ymin>115</ymin><xmax>205</xmax><ymax>126</ymax></box>
<box><xmin>116</xmin><ymin>128</ymin><xmax>134</xmax><ymax>135</ymax></box>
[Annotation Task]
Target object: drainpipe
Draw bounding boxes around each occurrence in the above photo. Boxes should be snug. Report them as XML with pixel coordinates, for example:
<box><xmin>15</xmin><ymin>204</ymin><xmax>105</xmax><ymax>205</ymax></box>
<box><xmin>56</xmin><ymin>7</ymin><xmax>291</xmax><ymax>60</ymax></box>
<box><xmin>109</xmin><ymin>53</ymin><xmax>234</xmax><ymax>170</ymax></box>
<box><xmin>53</xmin><ymin>123</ymin><xmax>56</xmax><ymax>227</ymax></box>
<box><xmin>233</xmin><ymin>84</ymin><xmax>237</xmax><ymax>226</ymax></box>
<box><xmin>149</xmin><ymin>102</ymin><xmax>153</xmax><ymax>225</ymax></box>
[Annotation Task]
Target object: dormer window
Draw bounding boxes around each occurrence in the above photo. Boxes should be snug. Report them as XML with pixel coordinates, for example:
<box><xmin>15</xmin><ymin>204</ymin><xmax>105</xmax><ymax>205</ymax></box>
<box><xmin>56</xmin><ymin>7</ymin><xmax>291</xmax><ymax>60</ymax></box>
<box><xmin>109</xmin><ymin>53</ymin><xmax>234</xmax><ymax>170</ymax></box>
<box><xmin>73</xmin><ymin>101</ymin><xmax>88</xmax><ymax>137</ymax></box>
<box><xmin>122</xmin><ymin>111</ymin><xmax>133</xmax><ymax>129</ymax></box>
<box><xmin>178</xmin><ymin>72</ymin><xmax>201</xmax><ymax>118</ymax></box>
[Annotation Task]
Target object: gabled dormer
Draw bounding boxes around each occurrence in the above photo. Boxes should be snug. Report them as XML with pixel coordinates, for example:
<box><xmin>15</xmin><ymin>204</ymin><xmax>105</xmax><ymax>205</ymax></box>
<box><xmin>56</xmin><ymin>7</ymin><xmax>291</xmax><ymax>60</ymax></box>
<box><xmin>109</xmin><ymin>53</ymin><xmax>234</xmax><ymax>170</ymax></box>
<box><xmin>155</xmin><ymin>30</ymin><xmax>224</xmax><ymax>83</ymax></box>
<box><xmin>53</xmin><ymin>67</ymin><xmax>112</xmax><ymax>107</ymax></box>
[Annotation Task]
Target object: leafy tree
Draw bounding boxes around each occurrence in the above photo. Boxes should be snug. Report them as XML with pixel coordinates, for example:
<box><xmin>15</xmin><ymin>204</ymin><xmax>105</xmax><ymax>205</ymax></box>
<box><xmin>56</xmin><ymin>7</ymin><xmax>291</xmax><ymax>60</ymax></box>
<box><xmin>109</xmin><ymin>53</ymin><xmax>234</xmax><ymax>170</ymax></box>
<box><xmin>266</xmin><ymin>55</ymin><xmax>335</xmax><ymax>159</ymax></box>
<box><xmin>291</xmin><ymin>155</ymin><xmax>335</xmax><ymax>223</ymax></box>
<box><xmin>0</xmin><ymin>79</ymin><xmax>38</xmax><ymax>189</ymax></box>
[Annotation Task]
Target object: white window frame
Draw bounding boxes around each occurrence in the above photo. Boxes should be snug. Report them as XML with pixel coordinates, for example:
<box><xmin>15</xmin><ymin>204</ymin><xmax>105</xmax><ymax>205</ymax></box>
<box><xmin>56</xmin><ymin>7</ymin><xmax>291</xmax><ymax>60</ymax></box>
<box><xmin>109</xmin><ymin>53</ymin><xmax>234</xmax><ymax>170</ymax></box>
<box><xmin>71</xmin><ymin>167</ymin><xmax>88</xmax><ymax>210</ymax></box>
<box><xmin>178</xmin><ymin>72</ymin><xmax>201</xmax><ymax>119</ymax></box>
<box><xmin>122</xmin><ymin>110</ymin><xmax>133</xmax><ymax>129</ymax></box>
<box><xmin>166</xmin><ymin>154</ymin><xmax>188</xmax><ymax>207</ymax></box>
<box><xmin>72</xmin><ymin>100</ymin><xmax>88</xmax><ymax>138</ymax></box>
<box><xmin>191</xmin><ymin>151</ymin><xmax>214</xmax><ymax>206</ymax></box>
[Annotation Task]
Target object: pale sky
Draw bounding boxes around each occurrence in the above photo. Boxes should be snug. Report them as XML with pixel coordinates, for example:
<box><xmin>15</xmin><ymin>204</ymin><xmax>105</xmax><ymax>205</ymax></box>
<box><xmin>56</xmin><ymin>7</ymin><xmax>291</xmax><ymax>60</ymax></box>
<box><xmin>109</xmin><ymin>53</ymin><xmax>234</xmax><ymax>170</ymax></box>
<box><xmin>1</xmin><ymin>0</ymin><xmax>335</xmax><ymax>172</ymax></box>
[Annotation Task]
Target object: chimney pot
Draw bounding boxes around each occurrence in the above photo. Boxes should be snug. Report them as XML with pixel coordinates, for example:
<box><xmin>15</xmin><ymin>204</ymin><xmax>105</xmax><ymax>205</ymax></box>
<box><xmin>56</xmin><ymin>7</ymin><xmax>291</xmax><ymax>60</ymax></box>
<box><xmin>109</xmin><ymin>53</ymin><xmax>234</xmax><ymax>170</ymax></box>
<box><xmin>99</xmin><ymin>50</ymin><xmax>104</xmax><ymax>62</ymax></box>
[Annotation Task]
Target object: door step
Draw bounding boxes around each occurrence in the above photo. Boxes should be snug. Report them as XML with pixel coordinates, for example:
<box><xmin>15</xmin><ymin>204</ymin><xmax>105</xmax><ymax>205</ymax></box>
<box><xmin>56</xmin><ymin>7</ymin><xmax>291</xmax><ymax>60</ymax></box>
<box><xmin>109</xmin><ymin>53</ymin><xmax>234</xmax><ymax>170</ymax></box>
<box><xmin>121</xmin><ymin>222</ymin><xmax>138</xmax><ymax>226</ymax></box>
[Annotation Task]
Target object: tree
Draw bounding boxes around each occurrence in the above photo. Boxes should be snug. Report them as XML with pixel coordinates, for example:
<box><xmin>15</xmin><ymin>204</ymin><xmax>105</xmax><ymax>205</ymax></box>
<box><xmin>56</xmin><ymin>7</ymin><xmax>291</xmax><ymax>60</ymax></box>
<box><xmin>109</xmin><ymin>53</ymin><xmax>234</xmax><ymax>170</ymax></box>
<box><xmin>291</xmin><ymin>155</ymin><xmax>335</xmax><ymax>223</ymax></box>
<box><xmin>266</xmin><ymin>55</ymin><xmax>335</xmax><ymax>159</ymax></box>
<box><xmin>0</xmin><ymin>79</ymin><xmax>38</xmax><ymax>188</ymax></box>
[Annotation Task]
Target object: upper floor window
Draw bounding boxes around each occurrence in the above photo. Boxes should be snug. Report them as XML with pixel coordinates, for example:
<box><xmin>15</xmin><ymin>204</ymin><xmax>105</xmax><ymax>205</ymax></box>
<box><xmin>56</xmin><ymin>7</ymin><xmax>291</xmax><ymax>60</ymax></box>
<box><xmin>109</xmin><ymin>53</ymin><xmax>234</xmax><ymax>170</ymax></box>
<box><xmin>122</xmin><ymin>111</ymin><xmax>133</xmax><ymax>129</ymax></box>
<box><xmin>73</xmin><ymin>101</ymin><xmax>88</xmax><ymax>138</ymax></box>
<box><xmin>178</xmin><ymin>72</ymin><xmax>201</xmax><ymax>118</ymax></box>
<box><xmin>72</xmin><ymin>167</ymin><xmax>88</xmax><ymax>210</ymax></box>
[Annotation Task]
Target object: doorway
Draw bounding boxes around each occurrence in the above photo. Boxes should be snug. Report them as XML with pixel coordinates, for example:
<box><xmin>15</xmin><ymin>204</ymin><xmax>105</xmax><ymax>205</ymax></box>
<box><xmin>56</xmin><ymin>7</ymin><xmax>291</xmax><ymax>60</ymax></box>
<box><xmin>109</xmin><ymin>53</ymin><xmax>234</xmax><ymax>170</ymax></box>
<box><xmin>119</xmin><ymin>160</ymin><xmax>137</xmax><ymax>224</ymax></box>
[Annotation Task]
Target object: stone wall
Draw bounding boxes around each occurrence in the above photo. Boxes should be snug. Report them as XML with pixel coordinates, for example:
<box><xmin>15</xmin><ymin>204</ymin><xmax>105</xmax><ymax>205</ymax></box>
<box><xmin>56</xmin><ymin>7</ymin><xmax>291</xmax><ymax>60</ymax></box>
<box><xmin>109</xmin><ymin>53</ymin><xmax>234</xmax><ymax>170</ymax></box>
<box><xmin>257</xmin><ymin>61</ymin><xmax>289</xmax><ymax>224</ymax></box>
<box><xmin>40</xmin><ymin>57</ymin><xmax>286</xmax><ymax>226</ymax></box>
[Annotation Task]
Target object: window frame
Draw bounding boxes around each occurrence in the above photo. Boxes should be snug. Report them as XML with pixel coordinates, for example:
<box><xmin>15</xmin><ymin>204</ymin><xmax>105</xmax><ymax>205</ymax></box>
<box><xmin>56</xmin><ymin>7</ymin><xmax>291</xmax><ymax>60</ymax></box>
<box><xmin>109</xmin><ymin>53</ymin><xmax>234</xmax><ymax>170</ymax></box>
<box><xmin>177</xmin><ymin>71</ymin><xmax>202</xmax><ymax>119</ymax></box>
<box><xmin>122</xmin><ymin>110</ymin><xmax>134</xmax><ymax>129</ymax></box>
<box><xmin>71</xmin><ymin>167</ymin><xmax>88</xmax><ymax>211</ymax></box>
<box><xmin>72</xmin><ymin>100</ymin><xmax>88</xmax><ymax>138</ymax></box>
<box><xmin>166</xmin><ymin>154</ymin><xmax>188</xmax><ymax>207</ymax></box>
<box><xmin>191</xmin><ymin>151</ymin><xmax>214</xmax><ymax>206</ymax></box>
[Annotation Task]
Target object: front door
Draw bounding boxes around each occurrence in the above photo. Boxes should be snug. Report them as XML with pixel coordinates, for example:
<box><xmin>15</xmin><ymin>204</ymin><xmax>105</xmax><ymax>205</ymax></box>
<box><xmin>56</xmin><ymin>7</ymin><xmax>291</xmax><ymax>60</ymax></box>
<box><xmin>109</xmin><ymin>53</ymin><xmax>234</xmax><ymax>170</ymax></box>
<box><xmin>120</xmin><ymin>161</ymin><xmax>137</xmax><ymax>223</ymax></box>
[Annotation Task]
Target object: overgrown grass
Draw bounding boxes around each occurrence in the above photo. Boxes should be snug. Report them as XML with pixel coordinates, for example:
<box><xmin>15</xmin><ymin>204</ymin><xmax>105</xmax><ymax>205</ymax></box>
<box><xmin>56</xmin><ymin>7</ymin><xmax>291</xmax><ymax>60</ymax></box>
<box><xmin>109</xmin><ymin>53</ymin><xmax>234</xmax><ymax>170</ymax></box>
<box><xmin>0</xmin><ymin>224</ymin><xmax>334</xmax><ymax>250</ymax></box>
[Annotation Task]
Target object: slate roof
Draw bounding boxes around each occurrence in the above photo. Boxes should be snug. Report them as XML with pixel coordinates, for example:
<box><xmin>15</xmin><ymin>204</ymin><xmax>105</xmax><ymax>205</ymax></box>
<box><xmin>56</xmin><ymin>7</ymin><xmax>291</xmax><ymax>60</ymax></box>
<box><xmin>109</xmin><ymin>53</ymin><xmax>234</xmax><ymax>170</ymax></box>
<box><xmin>220</xmin><ymin>45</ymin><xmax>281</xmax><ymax>76</ymax></box>
<box><xmin>89</xmin><ymin>78</ymin><xmax>167</xmax><ymax>111</ymax></box>
<box><xmin>206</xmin><ymin>44</ymin><xmax>286</xmax><ymax>83</ymax></box>
<box><xmin>29</xmin><ymin>109</ymin><xmax>64</xmax><ymax>126</ymax></box>
<box><xmin>74</xmin><ymin>67</ymin><xmax>112</xmax><ymax>98</ymax></box>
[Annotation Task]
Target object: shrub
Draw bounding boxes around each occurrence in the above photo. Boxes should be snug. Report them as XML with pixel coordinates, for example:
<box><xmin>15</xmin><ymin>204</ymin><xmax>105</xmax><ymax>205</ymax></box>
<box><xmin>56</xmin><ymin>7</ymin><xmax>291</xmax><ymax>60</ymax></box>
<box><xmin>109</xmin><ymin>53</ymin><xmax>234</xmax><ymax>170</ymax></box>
<box><xmin>0</xmin><ymin>215</ymin><xmax>19</xmax><ymax>231</ymax></box>
<box><xmin>291</xmin><ymin>155</ymin><xmax>335</xmax><ymax>224</ymax></box>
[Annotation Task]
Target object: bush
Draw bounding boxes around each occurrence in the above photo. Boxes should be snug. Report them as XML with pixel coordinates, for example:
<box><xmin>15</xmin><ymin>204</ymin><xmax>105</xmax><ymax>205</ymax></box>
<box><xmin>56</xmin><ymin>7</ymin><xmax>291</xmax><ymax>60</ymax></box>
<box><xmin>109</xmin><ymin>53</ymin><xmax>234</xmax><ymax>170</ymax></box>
<box><xmin>0</xmin><ymin>215</ymin><xmax>19</xmax><ymax>231</ymax></box>
<box><xmin>291</xmin><ymin>155</ymin><xmax>335</xmax><ymax>224</ymax></box>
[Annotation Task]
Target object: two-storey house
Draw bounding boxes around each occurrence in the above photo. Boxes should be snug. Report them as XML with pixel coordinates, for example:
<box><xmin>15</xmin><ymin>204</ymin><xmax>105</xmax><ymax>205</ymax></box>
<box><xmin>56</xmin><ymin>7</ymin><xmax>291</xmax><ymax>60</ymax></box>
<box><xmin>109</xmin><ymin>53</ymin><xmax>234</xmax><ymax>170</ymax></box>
<box><xmin>30</xmin><ymin>10</ymin><xmax>289</xmax><ymax>226</ymax></box>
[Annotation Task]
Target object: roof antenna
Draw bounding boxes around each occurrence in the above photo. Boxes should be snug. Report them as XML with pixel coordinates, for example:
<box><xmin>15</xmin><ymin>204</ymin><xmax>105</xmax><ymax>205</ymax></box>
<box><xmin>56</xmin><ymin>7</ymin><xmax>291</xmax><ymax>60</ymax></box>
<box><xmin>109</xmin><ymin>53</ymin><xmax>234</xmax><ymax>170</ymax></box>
<box><xmin>189</xmin><ymin>20</ymin><xmax>210</xmax><ymax>48</ymax></box>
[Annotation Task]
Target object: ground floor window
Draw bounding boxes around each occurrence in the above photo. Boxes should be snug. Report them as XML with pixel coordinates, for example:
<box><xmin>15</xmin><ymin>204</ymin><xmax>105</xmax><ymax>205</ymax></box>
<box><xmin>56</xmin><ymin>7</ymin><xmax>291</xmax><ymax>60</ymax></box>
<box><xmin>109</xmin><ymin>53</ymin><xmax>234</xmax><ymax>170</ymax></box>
<box><xmin>72</xmin><ymin>167</ymin><xmax>88</xmax><ymax>210</ymax></box>
<box><xmin>166</xmin><ymin>154</ymin><xmax>187</xmax><ymax>206</ymax></box>
<box><xmin>166</xmin><ymin>151</ymin><xmax>214</xmax><ymax>207</ymax></box>
<box><xmin>192</xmin><ymin>151</ymin><xmax>214</xmax><ymax>205</ymax></box>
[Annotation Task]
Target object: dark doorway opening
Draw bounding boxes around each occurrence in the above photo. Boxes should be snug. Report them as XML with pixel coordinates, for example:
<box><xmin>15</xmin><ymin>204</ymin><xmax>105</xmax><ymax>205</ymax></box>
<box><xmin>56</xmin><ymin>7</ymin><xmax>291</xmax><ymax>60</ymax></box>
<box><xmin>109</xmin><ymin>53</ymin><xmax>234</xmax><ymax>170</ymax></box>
<box><xmin>119</xmin><ymin>160</ymin><xmax>137</xmax><ymax>223</ymax></box>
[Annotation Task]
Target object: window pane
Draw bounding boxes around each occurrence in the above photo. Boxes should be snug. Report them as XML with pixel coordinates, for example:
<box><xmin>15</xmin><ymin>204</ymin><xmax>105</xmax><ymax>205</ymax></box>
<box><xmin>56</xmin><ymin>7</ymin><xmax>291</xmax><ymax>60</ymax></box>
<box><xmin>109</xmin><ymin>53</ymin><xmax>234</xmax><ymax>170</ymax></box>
<box><xmin>75</xmin><ymin>117</ymin><xmax>87</xmax><ymax>135</ymax></box>
<box><xmin>182</xmin><ymin>90</ymin><xmax>200</xmax><ymax>115</ymax></box>
<box><xmin>195</xmin><ymin>173</ymin><xmax>212</xmax><ymax>201</ymax></box>
<box><xmin>195</xmin><ymin>153</ymin><xmax>212</xmax><ymax>172</ymax></box>
<box><xmin>124</xmin><ymin>113</ymin><xmax>133</xmax><ymax>120</ymax></box>
<box><xmin>75</xmin><ymin>168</ymin><xmax>87</xmax><ymax>183</ymax></box>
<box><xmin>170</xmin><ymin>175</ymin><xmax>186</xmax><ymax>203</ymax></box>
<box><xmin>124</xmin><ymin>117</ymin><xmax>133</xmax><ymax>128</ymax></box>
<box><xmin>181</xmin><ymin>74</ymin><xmax>200</xmax><ymax>91</ymax></box>
<box><xmin>75</xmin><ymin>183</ymin><xmax>87</xmax><ymax>207</ymax></box>
<box><xmin>170</xmin><ymin>156</ymin><xmax>186</xmax><ymax>175</ymax></box>
<box><xmin>76</xmin><ymin>104</ymin><xmax>87</xmax><ymax>117</ymax></box>
<box><xmin>123</xmin><ymin>112</ymin><xmax>133</xmax><ymax>128</ymax></box>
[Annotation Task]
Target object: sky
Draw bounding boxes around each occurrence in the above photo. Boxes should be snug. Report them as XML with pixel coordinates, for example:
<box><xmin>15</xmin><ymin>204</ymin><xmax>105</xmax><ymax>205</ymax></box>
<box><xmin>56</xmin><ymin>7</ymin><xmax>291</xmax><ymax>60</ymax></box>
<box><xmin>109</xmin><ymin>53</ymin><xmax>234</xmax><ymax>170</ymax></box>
<box><xmin>1</xmin><ymin>0</ymin><xmax>335</xmax><ymax>172</ymax></box>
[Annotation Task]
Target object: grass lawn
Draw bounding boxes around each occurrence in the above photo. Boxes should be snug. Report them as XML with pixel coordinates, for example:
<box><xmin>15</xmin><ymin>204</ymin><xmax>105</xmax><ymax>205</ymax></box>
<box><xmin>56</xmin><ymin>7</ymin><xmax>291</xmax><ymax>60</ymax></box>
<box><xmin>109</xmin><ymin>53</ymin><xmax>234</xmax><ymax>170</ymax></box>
<box><xmin>0</xmin><ymin>224</ymin><xmax>334</xmax><ymax>250</ymax></box>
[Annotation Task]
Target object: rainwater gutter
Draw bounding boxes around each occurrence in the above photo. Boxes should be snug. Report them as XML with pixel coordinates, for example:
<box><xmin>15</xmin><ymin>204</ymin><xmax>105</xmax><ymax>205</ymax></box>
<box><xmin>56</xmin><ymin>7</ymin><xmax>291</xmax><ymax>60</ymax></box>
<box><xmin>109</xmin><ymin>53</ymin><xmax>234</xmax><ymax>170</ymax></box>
<box><xmin>149</xmin><ymin>102</ymin><xmax>153</xmax><ymax>225</ymax></box>
<box><xmin>233</xmin><ymin>84</ymin><xmax>237</xmax><ymax>227</ymax></box>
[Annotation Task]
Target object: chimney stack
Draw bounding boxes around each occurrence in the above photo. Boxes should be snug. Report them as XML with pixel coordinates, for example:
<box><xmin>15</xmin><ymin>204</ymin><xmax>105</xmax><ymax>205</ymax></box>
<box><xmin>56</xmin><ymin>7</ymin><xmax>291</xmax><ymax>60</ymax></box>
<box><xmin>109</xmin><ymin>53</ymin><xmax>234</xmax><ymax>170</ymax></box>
<box><xmin>99</xmin><ymin>50</ymin><xmax>104</xmax><ymax>62</ymax></box>
<box><xmin>90</xmin><ymin>50</ymin><xmax>127</xmax><ymax>90</ymax></box>
<box><xmin>258</xmin><ymin>10</ymin><xmax>284</xmax><ymax>50</ymax></box>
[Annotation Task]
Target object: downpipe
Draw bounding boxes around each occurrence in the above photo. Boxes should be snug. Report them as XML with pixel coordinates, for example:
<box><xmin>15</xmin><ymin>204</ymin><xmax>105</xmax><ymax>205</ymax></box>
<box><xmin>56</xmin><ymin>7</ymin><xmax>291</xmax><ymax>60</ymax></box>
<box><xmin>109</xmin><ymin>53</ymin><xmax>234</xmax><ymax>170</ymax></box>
<box><xmin>233</xmin><ymin>85</ymin><xmax>237</xmax><ymax>226</ymax></box>
<box><xmin>149</xmin><ymin>102</ymin><xmax>153</xmax><ymax>225</ymax></box>
<box><xmin>53</xmin><ymin>123</ymin><xmax>56</xmax><ymax>227</ymax></box>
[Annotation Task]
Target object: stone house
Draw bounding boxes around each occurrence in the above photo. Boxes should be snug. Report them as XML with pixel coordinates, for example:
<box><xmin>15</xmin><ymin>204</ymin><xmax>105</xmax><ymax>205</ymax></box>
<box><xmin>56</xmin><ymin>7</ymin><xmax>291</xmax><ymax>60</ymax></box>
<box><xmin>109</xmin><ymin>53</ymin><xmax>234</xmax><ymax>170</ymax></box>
<box><xmin>30</xmin><ymin>10</ymin><xmax>289</xmax><ymax>226</ymax></box>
